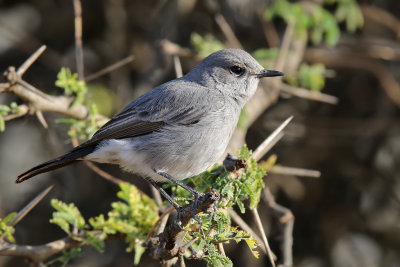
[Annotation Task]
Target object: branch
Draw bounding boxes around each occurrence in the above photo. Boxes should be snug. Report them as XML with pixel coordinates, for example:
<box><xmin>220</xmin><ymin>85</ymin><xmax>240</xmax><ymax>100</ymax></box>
<box><xmin>0</xmin><ymin>232</ymin><xmax>123</xmax><ymax>265</ymax></box>
<box><xmin>143</xmin><ymin>190</ymin><xmax>220</xmax><ymax>265</ymax></box>
<box><xmin>1</xmin><ymin>64</ymin><xmax>89</xmax><ymax>120</ymax></box>
<box><xmin>263</xmin><ymin>186</ymin><xmax>294</xmax><ymax>267</ymax></box>
<box><xmin>73</xmin><ymin>0</ymin><xmax>84</xmax><ymax>79</ymax></box>
<box><xmin>305</xmin><ymin>46</ymin><xmax>400</xmax><ymax>108</ymax></box>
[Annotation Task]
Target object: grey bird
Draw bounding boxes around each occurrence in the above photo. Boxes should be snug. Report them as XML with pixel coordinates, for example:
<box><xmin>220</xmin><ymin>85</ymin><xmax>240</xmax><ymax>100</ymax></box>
<box><xmin>16</xmin><ymin>48</ymin><xmax>283</xmax><ymax>217</ymax></box>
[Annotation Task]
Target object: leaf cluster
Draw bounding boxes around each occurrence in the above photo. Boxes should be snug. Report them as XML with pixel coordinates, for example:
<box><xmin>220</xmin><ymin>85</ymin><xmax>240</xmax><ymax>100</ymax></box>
<box><xmin>284</xmin><ymin>63</ymin><xmax>326</xmax><ymax>92</ymax></box>
<box><xmin>55</xmin><ymin>67</ymin><xmax>87</xmax><ymax>106</ymax></box>
<box><xmin>0</xmin><ymin>212</ymin><xmax>17</xmax><ymax>243</ymax></box>
<box><xmin>0</xmin><ymin>102</ymin><xmax>21</xmax><ymax>132</ymax></box>
<box><xmin>191</xmin><ymin>32</ymin><xmax>225</xmax><ymax>59</ymax></box>
<box><xmin>171</xmin><ymin>146</ymin><xmax>265</xmax><ymax>266</ymax></box>
<box><xmin>49</xmin><ymin>183</ymin><xmax>158</xmax><ymax>265</ymax></box>
<box><xmin>56</xmin><ymin>104</ymin><xmax>102</xmax><ymax>141</ymax></box>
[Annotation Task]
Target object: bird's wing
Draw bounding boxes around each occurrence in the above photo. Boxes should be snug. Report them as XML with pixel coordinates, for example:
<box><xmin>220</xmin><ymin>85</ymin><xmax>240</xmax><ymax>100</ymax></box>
<box><xmin>80</xmin><ymin>80</ymin><xmax>222</xmax><ymax>147</ymax></box>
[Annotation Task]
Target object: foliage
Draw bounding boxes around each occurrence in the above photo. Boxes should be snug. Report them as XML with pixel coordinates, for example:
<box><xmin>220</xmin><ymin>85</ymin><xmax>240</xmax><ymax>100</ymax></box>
<box><xmin>187</xmin><ymin>145</ymin><xmax>265</xmax><ymax>213</ymax></box>
<box><xmin>251</xmin><ymin>48</ymin><xmax>280</xmax><ymax>69</ymax></box>
<box><xmin>285</xmin><ymin>63</ymin><xmax>326</xmax><ymax>92</ymax></box>
<box><xmin>55</xmin><ymin>67</ymin><xmax>87</xmax><ymax>106</ymax></box>
<box><xmin>46</xmin><ymin>247</ymin><xmax>83</xmax><ymax>267</ymax></box>
<box><xmin>265</xmin><ymin>0</ymin><xmax>364</xmax><ymax>47</ymax></box>
<box><xmin>329</xmin><ymin>0</ymin><xmax>364</xmax><ymax>33</ymax></box>
<box><xmin>264</xmin><ymin>0</ymin><xmax>341</xmax><ymax>47</ymax></box>
<box><xmin>0</xmin><ymin>212</ymin><xmax>17</xmax><ymax>243</ymax></box>
<box><xmin>191</xmin><ymin>32</ymin><xmax>225</xmax><ymax>58</ymax></box>
<box><xmin>56</xmin><ymin>104</ymin><xmax>102</xmax><ymax>141</ymax></box>
<box><xmin>0</xmin><ymin>102</ymin><xmax>21</xmax><ymax>132</ymax></box>
<box><xmin>168</xmin><ymin>145</ymin><xmax>265</xmax><ymax>266</ymax></box>
<box><xmin>49</xmin><ymin>182</ymin><xmax>158</xmax><ymax>265</ymax></box>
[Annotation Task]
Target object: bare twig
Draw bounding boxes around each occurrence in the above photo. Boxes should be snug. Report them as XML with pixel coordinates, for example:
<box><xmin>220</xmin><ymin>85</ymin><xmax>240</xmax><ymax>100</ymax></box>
<box><xmin>73</xmin><ymin>0</ymin><xmax>84</xmax><ymax>80</ymax></box>
<box><xmin>252</xmin><ymin>208</ymin><xmax>276</xmax><ymax>267</ymax></box>
<box><xmin>4</xmin><ymin>104</ymin><xmax>29</xmax><ymax>121</ymax></box>
<box><xmin>84</xmin><ymin>161</ymin><xmax>125</xmax><ymax>185</ymax></box>
<box><xmin>146</xmin><ymin>206</ymin><xmax>174</xmax><ymax>241</ymax></box>
<box><xmin>173</xmin><ymin>55</ymin><xmax>183</xmax><ymax>78</ymax></box>
<box><xmin>305</xmin><ymin>47</ymin><xmax>400</xmax><ymax>108</ymax></box>
<box><xmin>270</xmin><ymin>165</ymin><xmax>321</xmax><ymax>178</ymax></box>
<box><xmin>159</xmin><ymin>39</ymin><xmax>194</xmax><ymax>58</ymax></box>
<box><xmin>156</xmin><ymin>205</ymin><xmax>173</xmax><ymax>236</ymax></box>
<box><xmin>35</xmin><ymin>111</ymin><xmax>48</xmax><ymax>128</ymax></box>
<box><xmin>217</xmin><ymin>242</ymin><xmax>226</xmax><ymax>256</ymax></box>
<box><xmin>259</xmin><ymin>15</ymin><xmax>280</xmax><ymax>48</ymax></box>
<box><xmin>2</xmin><ymin>66</ymin><xmax>89</xmax><ymax>119</ymax></box>
<box><xmin>215</xmin><ymin>14</ymin><xmax>243</xmax><ymax>49</ymax></box>
<box><xmin>361</xmin><ymin>5</ymin><xmax>400</xmax><ymax>39</ymax></box>
<box><xmin>280</xmin><ymin>83</ymin><xmax>339</xmax><ymax>105</ymax></box>
<box><xmin>9</xmin><ymin>185</ymin><xmax>54</xmax><ymax>227</ymax></box>
<box><xmin>0</xmin><ymin>232</ymin><xmax>123</xmax><ymax>265</ymax></box>
<box><xmin>151</xmin><ymin>186</ymin><xmax>164</xmax><ymax>209</ymax></box>
<box><xmin>252</xmin><ymin>116</ymin><xmax>293</xmax><ymax>162</ymax></box>
<box><xmin>275</xmin><ymin>20</ymin><xmax>295</xmax><ymax>75</ymax></box>
<box><xmin>263</xmin><ymin>186</ymin><xmax>294</xmax><ymax>267</ymax></box>
<box><xmin>17</xmin><ymin>45</ymin><xmax>47</xmax><ymax>76</ymax></box>
<box><xmin>228</xmin><ymin>209</ymin><xmax>267</xmax><ymax>254</ymax></box>
<box><xmin>85</xmin><ymin>55</ymin><xmax>135</xmax><ymax>82</ymax></box>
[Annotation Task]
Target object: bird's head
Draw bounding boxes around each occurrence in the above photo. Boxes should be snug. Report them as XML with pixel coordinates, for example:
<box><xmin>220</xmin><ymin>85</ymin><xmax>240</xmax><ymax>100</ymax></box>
<box><xmin>185</xmin><ymin>49</ymin><xmax>283</xmax><ymax>106</ymax></box>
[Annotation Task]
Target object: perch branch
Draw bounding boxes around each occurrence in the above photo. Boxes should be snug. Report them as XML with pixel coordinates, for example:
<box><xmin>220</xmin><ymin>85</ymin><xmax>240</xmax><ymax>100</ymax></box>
<box><xmin>144</xmin><ymin>190</ymin><xmax>220</xmax><ymax>264</ymax></box>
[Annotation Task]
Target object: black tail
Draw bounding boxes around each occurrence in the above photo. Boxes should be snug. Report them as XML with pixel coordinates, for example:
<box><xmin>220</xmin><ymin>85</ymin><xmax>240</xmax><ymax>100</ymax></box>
<box><xmin>16</xmin><ymin>145</ymin><xmax>97</xmax><ymax>183</ymax></box>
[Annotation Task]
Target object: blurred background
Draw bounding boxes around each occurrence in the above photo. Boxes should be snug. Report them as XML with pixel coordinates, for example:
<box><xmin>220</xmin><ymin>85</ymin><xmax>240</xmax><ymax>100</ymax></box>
<box><xmin>0</xmin><ymin>0</ymin><xmax>399</xmax><ymax>266</ymax></box>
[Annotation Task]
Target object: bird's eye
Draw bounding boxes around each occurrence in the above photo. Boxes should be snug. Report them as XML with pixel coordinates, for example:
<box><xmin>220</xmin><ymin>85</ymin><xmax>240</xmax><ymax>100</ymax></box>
<box><xmin>230</xmin><ymin>65</ymin><xmax>245</xmax><ymax>76</ymax></box>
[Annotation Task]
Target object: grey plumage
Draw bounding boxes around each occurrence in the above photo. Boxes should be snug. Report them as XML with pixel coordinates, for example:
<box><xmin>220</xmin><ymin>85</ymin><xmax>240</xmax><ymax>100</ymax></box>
<box><xmin>17</xmin><ymin>48</ymin><xmax>283</xmax><ymax>183</ymax></box>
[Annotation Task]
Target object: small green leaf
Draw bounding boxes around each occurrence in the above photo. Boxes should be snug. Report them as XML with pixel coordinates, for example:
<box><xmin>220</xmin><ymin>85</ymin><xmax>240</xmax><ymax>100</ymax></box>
<box><xmin>55</xmin><ymin>67</ymin><xmax>87</xmax><ymax>106</ymax></box>
<box><xmin>133</xmin><ymin>242</ymin><xmax>146</xmax><ymax>265</ymax></box>
<box><xmin>0</xmin><ymin>116</ymin><xmax>5</xmax><ymax>132</ymax></box>
<box><xmin>0</xmin><ymin>104</ymin><xmax>11</xmax><ymax>116</ymax></box>
<box><xmin>85</xmin><ymin>232</ymin><xmax>105</xmax><ymax>253</ymax></box>
<box><xmin>50</xmin><ymin>199</ymin><xmax>86</xmax><ymax>235</ymax></box>
<box><xmin>191</xmin><ymin>32</ymin><xmax>224</xmax><ymax>58</ymax></box>
<box><xmin>3</xmin><ymin>212</ymin><xmax>17</xmax><ymax>225</ymax></box>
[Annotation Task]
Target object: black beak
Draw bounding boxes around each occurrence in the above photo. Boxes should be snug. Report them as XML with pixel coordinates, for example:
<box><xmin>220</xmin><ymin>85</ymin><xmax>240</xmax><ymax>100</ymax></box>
<box><xmin>256</xmin><ymin>69</ymin><xmax>284</xmax><ymax>78</ymax></box>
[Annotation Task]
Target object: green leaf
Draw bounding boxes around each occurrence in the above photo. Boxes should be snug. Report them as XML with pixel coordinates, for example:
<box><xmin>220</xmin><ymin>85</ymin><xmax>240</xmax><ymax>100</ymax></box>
<box><xmin>3</xmin><ymin>212</ymin><xmax>17</xmax><ymax>225</ymax></box>
<box><xmin>55</xmin><ymin>67</ymin><xmax>87</xmax><ymax>106</ymax></box>
<box><xmin>133</xmin><ymin>242</ymin><xmax>146</xmax><ymax>265</ymax></box>
<box><xmin>191</xmin><ymin>32</ymin><xmax>224</xmax><ymax>58</ymax></box>
<box><xmin>46</xmin><ymin>247</ymin><xmax>83</xmax><ymax>266</ymax></box>
<box><xmin>49</xmin><ymin>199</ymin><xmax>86</xmax><ymax>235</ymax></box>
<box><xmin>85</xmin><ymin>232</ymin><xmax>105</xmax><ymax>253</ymax></box>
<box><xmin>0</xmin><ymin>104</ymin><xmax>11</xmax><ymax>116</ymax></box>
<box><xmin>298</xmin><ymin>63</ymin><xmax>326</xmax><ymax>92</ymax></box>
<box><xmin>0</xmin><ymin>212</ymin><xmax>17</xmax><ymax>242</ymax></box>
<box><xmin>0</xmin><ymin>116</ymin><xmax>5</xmax><ymax>132</ymax></box>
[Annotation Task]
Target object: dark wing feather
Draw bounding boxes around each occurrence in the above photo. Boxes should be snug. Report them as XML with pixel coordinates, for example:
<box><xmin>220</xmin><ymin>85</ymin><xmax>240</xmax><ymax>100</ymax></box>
<box><xmin>79</xmin><ymin>79</ymin><xmax>223</xmax><ymax>147</ymax></box>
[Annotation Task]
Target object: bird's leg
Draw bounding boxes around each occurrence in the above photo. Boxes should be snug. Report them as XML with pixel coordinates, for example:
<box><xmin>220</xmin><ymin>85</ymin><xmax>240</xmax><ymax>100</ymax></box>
<box><xmin>146</xmin><ymin>178</ymin><xmax>186</xmax><ymax>230</ymax></box>
<box><xmin>155</xmin><ymin>171</ymin><xmax>204</xmax><ymax>227</ymax></box>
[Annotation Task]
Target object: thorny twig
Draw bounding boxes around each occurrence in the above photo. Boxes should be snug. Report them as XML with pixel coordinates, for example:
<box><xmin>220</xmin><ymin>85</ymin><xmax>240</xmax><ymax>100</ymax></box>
<box><xmin>85</xmin><ymin>55</ymin><xmax>135</xmax><ymax>82</ymax></box>
<box><xmin>73</xmin><ymin>0</ymin><xmax>84</xmax><ymax>80</ymax></box>
<box><xmin>263</xmin><ymin>186</ymin><xmax>294</xmax><ymax>267</ymax></box>
<box><xmin>143</xmin><ymin>190</ymin><xmax>220</xmax><ymax>265</ymax></box>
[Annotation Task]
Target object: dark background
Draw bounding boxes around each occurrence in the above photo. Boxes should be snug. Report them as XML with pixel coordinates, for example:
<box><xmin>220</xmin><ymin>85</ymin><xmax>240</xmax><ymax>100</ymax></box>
<box><xmin>0</xmin><ymin>0</ymin><xmax>399</xmax><ymax>266</ymax></box>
